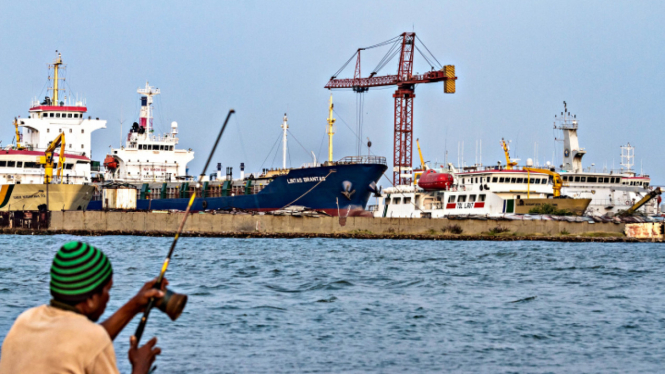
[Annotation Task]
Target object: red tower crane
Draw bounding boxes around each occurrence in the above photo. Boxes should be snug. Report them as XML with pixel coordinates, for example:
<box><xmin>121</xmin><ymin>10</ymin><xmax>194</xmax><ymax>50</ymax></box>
<box><xmin>325</xmin><ymin>32</ymin><xmax>456</xmax><ymax>185</ymax></box>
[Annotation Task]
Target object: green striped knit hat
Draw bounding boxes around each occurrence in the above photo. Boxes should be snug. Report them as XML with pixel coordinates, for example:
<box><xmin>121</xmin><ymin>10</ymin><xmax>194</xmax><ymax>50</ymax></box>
<box><xmin>50</xmin><ymin>241</ymin><xmax>113</xmax><ymax>302</ymax></box>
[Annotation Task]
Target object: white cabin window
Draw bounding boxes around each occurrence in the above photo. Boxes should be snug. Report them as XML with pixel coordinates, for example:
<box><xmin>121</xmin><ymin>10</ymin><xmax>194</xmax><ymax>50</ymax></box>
<box><xmin>469</xmin><ymin>195</ymin><xmax>476</xmax><ymax>202</ymax></box>
<box><xmin>517</xmin><ymin>178</ymin><xmax>524</xmax><ymax>183</ymax></box>
<box><xmin>510</xmin><ymin>178</ymin><xmax>516</xmax><ymax>183</ymax></box>
<box><xmin>458</xmin><ymin>195</ymin><xmax>467</xmax><ymax>202</ymax></box>
<box><xmin>81</xmin><ymin>129</ymin><xmax>84</xmax><ymax>134</ymax></box>
<box><xmin>479</xmin><ymin>194</ymin><xmax>486</xmax><ymax>202</ymax></box>
<box><xmin>535</xmin><ymin>179</ymin><xmax>541</xmax><ymax>184</ymax></box>
<box><xmin>68</xmin><ymin>114</ymin><xmax>72</xmax><ymax>118</ymax></box>
<box><xmin>574</xmin><ymin>176</ymin><xmax>580</xmax><ymax>182</ymax></box>
<box><xmin>448</xmin><ymin>195</ymin><xmax>456</xmax><ymax>203</ymax></box>
<box><xmin>404</xmin><ymin>197</ymin><xmax>412</xmax><ymax>204</ymax></box>
<box><xmin>69</xmin><ymin>144</ymin><xmax>72</xmax><ymax>148</ymax></box>
<box><xmin>529</xmin><ymin>178</ymin><xmax>534</xmax><ymax>183</ymax></box>
<box><xmin>499</xmin><ymin>177</ymin><xmax>504</xmax><ymax>183</ymax></box>
<box><xmin>492</xmin><ymin>177</ymin><xmax>498</xmax><ymax>182</ymax></box>
<box><xmin>69</xmin><ymin>129</ymin><xmax>72</xmax><ymax>133</ymax></box>
<box><xmin>0</xmin><ymin>161</ymin><xmax>6</xmax><ymax>167</ymax></box>
<box><xmin>47</xmin><ymin>128</ymin><xmax>50</xmax><ymax>133</ymax></box>
<box><xmin>81</xmin><ymin>144</ymin><xmax>84</xmax><ymax>149</ymax></box>
<box><xmin>56</xmin><ymin>113</ymin><xmax>61</xmax><ymax>118</ymax></box>
<box><xmin>580</xmin><ymin>177</ymin><xmax>586</xmax><ymax>182</ymax></box>
<box><xmin>392</xmin><ymin>197</ymin><xmax>401</xmax><ymax>204</ymax></box>
<box><xmin>7</xmin><ymin>161</ymin><xmax>15</xmax><ymax>167</ymax></box>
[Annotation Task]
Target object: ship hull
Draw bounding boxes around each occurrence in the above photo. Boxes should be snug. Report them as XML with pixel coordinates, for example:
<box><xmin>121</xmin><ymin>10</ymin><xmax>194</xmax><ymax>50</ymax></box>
<box><xmin>87</xmin><ymin>163</ymin><xmax>387</xmax><ymax>216</ymax></box>
<box><xmin>0</xmin><ymin>184</ymin><xmax>94</xmax><ymax>211</ymax></box>
<box><xmin>511</xmin><ymin>198</ymin><xmax>592</xmax><ymax>216</ymax></box>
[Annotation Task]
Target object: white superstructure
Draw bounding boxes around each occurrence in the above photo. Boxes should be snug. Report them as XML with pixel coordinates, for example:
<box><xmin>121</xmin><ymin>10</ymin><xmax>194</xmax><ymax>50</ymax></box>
<box><xmin>554</xmin><ymin>103</ymin><xmax>657</xmax><ymax>215</ymax></box>
<box><xmin>103</xmin><ymin>82</ymin><xmax>194</xmax><ymax>182</ymax></box>
<box><xmin>4</xmin><ymin>52</ymin><xmax>106</xmax><ymax>184</ymax></box>
<box><xmin>372</xmin><ymin>166</ymin><xmax>556</xmax><ymax>218</ymax></box>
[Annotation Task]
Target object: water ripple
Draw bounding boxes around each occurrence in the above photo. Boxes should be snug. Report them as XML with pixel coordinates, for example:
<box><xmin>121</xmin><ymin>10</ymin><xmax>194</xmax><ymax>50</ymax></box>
<box><xmin>0</xmin><ymin>236</ymin><xmax>664</xmax><ymax>373</ymax></box>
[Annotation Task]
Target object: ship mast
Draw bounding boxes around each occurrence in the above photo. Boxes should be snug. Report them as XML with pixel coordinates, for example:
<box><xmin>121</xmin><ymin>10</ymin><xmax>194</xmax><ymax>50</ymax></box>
<box><xmin>137</xmin><ymin>82</ymin><xmax>160</xmax><ymax>133</ymax></box>
<box><xmin>281</xmin><ymin>114</ymin><xmax>289</xmax><ymax>169</ymax></box>
<box><xmin>327</xmin><ymin>94</ymin><xmax>336</xmax><ymax>162</ymax></box>
<box><xmin>48</xmin><ymin>52</ymin><xmax>64</xmax><ymax>105</ymax></box>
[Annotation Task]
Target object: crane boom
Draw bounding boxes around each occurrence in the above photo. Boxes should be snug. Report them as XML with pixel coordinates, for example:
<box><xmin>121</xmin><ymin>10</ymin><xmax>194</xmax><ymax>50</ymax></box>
<box><xmin>523</xmin><ymin>167</ymin><xmax>565</xmax><ymax>197</ymax></box>
<box><xmin>416</xmin><ymin>138</ymin><xmax>426</xmax><ymax>170</ymax></box>
<box><xmin>40</xmin><ymin>133</ymin><xmax>66</xmax><ymax>184</ymax></box>
<box><xmin>623</xmin><ymin>187</ymin><xmax>661</xmax><ymax>215</ymax></box>
<box><xmin>13</xmin><ymin>118</ymin><xmax>25</xmax><ymax>150</ymax></box>
<box><xmin>325</xmin><ymin>32</ymin><xmax>457</xmax><ymax>185</ymax></box>
<box><xmin>501</xmin><ymin>138</ymin><xmax>518</xmax><ymax>170</ymax></box>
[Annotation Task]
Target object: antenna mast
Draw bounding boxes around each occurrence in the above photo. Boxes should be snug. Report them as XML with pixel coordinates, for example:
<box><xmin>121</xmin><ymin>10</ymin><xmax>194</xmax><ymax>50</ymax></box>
<box><xmin>281</xmin><ymin>114</ymin><xmax>289</xmax><ymax>169</ymax></box>
<box><xmin>327</xmin><ymin>94</ymin><xmax>336</xmax><ymax>162</ymax></box>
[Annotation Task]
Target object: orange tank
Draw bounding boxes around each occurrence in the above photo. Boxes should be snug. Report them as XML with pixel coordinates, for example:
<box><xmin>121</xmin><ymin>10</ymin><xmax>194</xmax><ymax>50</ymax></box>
<box><xmin>418</xmin><ymin>169</ymin><xmax>453</xmax><ymax>191</ymax></box>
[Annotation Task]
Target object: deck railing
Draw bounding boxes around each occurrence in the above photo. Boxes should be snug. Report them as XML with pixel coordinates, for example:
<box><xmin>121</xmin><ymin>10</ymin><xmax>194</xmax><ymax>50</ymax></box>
<box><xmin>336</xmin><ymin>156</ymin><xmax>387</xmax><ymax>166</ymax></box>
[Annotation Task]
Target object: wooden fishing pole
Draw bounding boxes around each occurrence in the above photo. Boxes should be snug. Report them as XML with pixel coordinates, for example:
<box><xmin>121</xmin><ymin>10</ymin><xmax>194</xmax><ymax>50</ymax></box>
<box><xmin>134</xmin><ymin>109</ymin><xmax>235</xmax><ymax>343</ymax></box>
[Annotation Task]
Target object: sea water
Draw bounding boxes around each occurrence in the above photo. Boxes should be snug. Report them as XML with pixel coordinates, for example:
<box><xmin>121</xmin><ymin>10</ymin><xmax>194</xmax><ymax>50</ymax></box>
<box><xmin>1</xmin><ymin>235</ymin><xmax>664</xmax><ymax>373</ymax></box>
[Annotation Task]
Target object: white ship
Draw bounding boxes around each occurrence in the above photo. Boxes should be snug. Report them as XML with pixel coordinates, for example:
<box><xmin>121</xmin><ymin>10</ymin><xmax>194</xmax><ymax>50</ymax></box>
<box><xmin>372</xmin><ymin>163</ymin><xmax>590</xmax><ymax>218</ymax></box>
<box><xmin>102</xmin><ymin>82</ymin><xmax>194</xmax><ymax>183</ymax></box>
<box><xmin>9</xmin><ymin>52</ymin><xmax>106</xmax><ymax>185</ymax></box>
<box><xmin>371</xmin><ymin>103</ymin><xmax>656</xmax><ymax>218</ymax></box>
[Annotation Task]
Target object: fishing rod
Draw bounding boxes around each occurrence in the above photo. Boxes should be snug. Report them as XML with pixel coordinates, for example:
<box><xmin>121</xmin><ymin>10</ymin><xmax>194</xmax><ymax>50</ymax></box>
<box><xmin>134</xmin><ymin>109</ymin><xmax>235</xmax><ymax>344</ymax></box>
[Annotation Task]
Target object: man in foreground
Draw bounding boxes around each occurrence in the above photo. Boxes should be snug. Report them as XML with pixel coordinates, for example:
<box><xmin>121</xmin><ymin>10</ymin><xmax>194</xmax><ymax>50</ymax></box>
<box><xmin>0</xmin><ymin>241</ymin><xmax>167</xmax><ymax>374</ymax></box>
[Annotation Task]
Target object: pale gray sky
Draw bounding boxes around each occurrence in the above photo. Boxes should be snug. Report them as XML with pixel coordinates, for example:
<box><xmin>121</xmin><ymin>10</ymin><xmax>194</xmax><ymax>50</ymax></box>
<box><xmin>1</xmin><ymin>1</ymin><xmax>663</xmax><ymax>183</ymax></box>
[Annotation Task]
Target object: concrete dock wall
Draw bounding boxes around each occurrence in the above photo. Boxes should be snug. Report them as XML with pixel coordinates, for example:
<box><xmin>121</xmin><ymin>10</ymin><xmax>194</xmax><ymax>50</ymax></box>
<box><xmin>49</xmin><ymin>211</ymin><xmax>625</xmax><ymax>236</ymax></box>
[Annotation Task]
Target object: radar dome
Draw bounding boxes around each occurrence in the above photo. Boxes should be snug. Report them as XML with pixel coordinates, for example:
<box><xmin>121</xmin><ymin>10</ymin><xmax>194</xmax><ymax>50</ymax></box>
<box><xmin>526</xmin><ymin>158</ymin><xmax>534</xmax><ymax>167</ymax></box>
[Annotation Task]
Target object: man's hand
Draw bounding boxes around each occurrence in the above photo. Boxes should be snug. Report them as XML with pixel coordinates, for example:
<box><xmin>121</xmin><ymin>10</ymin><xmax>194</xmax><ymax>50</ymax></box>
<box><xmin>130</xmin><ymin>278</ymin><xmax>169</xmax><ymax>314</ymax></box>
<box><xmin>101</xmin><ymin>278</ymin><xmax>169</xmax><ymax>341</ymax></box>
<box><xmin>129</xmin><ymin>335</ymin><xmax>161</xmax><ymax>374</ymax></box>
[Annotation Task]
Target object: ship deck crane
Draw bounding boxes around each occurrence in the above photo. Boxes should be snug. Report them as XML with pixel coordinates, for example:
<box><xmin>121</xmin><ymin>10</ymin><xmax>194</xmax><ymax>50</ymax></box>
<box><xmin>501</xmin><ymin>138</ymin><xmax>518</xmax><ymax>170</ymax></box>
<box><xmin>325</xmin><ymin>32</ymin><xmax>457</xmax><ymax>185</ymax></box>
<box><xmin>40</xmin><ymin>133</ymin><xmax>66</xmax><ymax>184</ymax></box>
<box><xmin>622</xmin><ymin>187</ymin><xmax>662</xmax><ymax>216</ymax></box>
<box><xmin>524</xmin><ymin>167</ymin><xmax>565</xmax><ymax>197</ymax></box>
<box><xmin>13</xmin><ymin>118</ymin><xmax>25</xmax><ymax>150</ymax></box>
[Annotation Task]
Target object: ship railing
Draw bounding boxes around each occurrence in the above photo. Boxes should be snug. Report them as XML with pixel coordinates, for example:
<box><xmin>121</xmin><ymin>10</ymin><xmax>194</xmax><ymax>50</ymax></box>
<box><xmin>336</xmin><ymin>156</ymin><xmax>387</xmax><ymax>166</ymax></box>
<box><xmin>588</xmin><ymin>199</ymin><xmax>634</xmax><ymax>207</ymax></box>
<box><xmin>13</xmin><ymin>145</ymin><xmax>87</xmax><ymax>157</ymax></box>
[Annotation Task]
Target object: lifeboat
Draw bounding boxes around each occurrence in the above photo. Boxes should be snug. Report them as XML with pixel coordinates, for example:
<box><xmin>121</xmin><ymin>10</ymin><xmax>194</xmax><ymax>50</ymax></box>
<box><xmin>103</xmin><ymin>155</ymin><xmax>119</xmax><ymax>171</ymax></box>
<box><xmin>417</xmin><ymin>169</ymin><xmax>453</xmax><ymax>191</ymax></box>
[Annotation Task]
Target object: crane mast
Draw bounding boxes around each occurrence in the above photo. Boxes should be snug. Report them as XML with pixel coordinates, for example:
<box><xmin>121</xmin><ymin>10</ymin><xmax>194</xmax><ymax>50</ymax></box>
<box><xmin>325</xmin><ymin>32</ymin><xmax>457</xmax><ymax>185</ymax></box>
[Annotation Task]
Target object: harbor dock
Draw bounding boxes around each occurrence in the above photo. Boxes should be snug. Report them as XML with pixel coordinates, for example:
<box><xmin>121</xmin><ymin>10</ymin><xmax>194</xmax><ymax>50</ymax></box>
<box><xmin>5</xmin><ymin>210</ymin><xmax>653</xmax><ymax>242</ymax></box>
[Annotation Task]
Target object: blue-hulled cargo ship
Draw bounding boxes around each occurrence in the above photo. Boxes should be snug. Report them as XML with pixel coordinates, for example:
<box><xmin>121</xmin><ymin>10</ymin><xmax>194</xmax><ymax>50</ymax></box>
<box><xmin>88</xmin><ymin>85</ymin><xmax>387</xmax><ymax>216</ymax></box>
<box><xmin>88</xmin><ymin>156</ymin><xmax>386</xmax><ymax>216</ymax></box>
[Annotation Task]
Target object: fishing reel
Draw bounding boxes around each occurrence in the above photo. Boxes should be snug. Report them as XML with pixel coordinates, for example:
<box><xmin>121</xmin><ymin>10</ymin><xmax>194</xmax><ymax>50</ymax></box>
<box><xmin>154</xmin><ymin>288</ymin><xmax>188</xmax><ymax>321</ymax></box>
